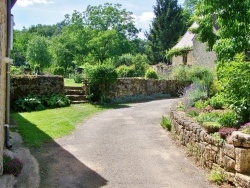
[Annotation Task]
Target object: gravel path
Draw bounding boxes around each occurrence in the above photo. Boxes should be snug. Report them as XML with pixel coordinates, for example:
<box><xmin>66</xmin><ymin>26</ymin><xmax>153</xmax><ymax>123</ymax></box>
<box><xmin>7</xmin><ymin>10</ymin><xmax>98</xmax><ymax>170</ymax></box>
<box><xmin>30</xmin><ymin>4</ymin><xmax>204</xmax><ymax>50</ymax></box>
<box><xmin>32</xmin><ymin>99</ymin><xmax>216</xmax><ymax>188</ymax></box>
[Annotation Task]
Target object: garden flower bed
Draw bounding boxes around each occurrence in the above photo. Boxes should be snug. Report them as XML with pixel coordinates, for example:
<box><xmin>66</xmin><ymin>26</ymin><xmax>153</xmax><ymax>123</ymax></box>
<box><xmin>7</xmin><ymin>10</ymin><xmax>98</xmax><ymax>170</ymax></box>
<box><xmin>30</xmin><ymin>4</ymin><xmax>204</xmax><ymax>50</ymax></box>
<box><xmin>170</xmin><ymin>109</ymin><xmax>250</xmax><ymax>188</ymax></box>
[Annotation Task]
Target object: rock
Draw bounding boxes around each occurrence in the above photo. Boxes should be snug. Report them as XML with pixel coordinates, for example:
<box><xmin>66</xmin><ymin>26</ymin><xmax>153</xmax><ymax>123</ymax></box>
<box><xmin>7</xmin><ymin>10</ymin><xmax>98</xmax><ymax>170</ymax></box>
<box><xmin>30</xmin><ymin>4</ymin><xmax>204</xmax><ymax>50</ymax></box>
<box><xmin>223</xmin><ymin>143</ymin><xmax>235</xmax><ymax>159</ymax></box>
<box><xmin>232</xmin><ymin>131</ymin><xmax>250</xmax><ymax>148</ymax></box>
<box><xmin>0</xmin><ymin>175</ymin><xmax>16</xmax><ymax>188</ymax></box>
<box><xmin>223</xmin><ymin>156</ymin><xmax>235</xmax><ymax>172</ymax></box>
<box><xmin>235</xmin><ymin>148</ymin><xmax>250</xmax><ymax>173</ymax></box>
<box><xmin>234</xmin><ymin>173</ymin><xmax>250</xmax><ymax>188</ymax></box>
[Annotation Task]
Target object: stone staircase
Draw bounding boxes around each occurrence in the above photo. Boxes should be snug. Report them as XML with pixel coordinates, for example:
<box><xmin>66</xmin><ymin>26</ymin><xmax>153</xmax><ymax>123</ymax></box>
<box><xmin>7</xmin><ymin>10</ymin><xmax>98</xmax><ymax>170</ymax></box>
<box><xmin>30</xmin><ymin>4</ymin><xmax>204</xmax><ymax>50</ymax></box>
<box><xmin>64</xmin><ymin>86</ymin><xmax>88</xmax><ymax>104</ymax></box>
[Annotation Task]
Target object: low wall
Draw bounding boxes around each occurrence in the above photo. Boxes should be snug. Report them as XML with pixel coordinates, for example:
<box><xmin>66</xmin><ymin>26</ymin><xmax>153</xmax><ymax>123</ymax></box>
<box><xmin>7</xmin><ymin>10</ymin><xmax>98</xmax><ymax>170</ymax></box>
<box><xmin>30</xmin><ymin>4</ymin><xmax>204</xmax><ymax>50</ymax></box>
<box><xmin>170</xmin><ymin>110</ymin><xmax>250</xmax><ymax>188</ymax></box>
<box><xmin>107</xmin><ymin>78</ymin><xmax>187</xmax><ymax>99</ymax></box>
<box><xmin>10</xmin><ymin>75</ymin><xmax>64</xmax><ymax>103</ymax></box>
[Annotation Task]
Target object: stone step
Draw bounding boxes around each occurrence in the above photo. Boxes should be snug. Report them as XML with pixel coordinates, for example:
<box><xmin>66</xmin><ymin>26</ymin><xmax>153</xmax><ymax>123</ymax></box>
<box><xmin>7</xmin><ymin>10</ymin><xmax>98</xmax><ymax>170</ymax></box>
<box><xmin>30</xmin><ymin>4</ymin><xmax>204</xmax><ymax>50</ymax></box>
<box><xmin>65</xmin><ymin>89</ymin><xmax>85</xmax><ymax>95</ymax></box>
<box><xmin>70</xmin><ymin>100</ymin><xmax>89</xmax><ymax>104</ymax></box>
<box><xmin>66</xmin><ymin>95</ymin><xmax>87</xmax><ymax>101</ymax></box>
<box><xmin>64</xmin><ymin>86</ymin><xmax>83</xmax><ymax>90</ymax></box>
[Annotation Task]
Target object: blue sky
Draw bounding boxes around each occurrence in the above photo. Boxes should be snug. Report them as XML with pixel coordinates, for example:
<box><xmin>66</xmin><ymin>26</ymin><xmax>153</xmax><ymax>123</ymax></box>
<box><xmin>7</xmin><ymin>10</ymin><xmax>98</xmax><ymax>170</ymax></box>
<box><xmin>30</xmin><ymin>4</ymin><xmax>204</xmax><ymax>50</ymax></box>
<box><xmin>12</xmin><ymin>0</ymin><xmax>185</xmax><ymax>38</ymax></box>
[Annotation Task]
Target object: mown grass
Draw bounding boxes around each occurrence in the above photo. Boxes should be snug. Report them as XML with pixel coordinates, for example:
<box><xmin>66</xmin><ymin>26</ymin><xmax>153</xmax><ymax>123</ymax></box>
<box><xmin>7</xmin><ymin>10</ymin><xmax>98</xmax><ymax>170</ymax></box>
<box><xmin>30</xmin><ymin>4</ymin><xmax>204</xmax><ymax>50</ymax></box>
<box><xmin>64</xmin><ymin>78</ymin><xmax>83</xmax><ymax>87</ymax></box>
<box><xmin>11</xmin><ymin>103</ymin><xmax>106</xmax><ymax>147</ymax></box>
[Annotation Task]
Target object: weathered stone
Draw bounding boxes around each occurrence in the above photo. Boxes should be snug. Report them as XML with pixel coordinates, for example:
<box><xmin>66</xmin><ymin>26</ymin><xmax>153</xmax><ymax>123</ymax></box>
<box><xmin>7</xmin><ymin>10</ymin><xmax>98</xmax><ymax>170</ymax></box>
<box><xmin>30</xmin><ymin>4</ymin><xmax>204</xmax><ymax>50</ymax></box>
<box><xmin>224</xmin><ymin>171</ymin><xmax>235</xmax><ymax>183</ymax></box>
<box><xmin>235</xmin><ymin>148</ymin><xmax>250</xmax><ymax>173</ymax></box>
<box><xmin>232</xmin><ymin>131</ymin><xmax>250</xmax><ymax>148</ymax></box>
<box><xmin>223</xmin><ymin>143</ymin><xmax>235</xmax><ymax>159</ymax></box>
<box><xmin>223</xmin><ymin>156</ymin><xmax>235</xmax><ymax>172</ymax></box>
<box><xmin>200</xmin><ymin>130</ymin><xmax>207</xmax><ymax>142</ymax></box>
<box><xmin>234</xmin><ymin>173</ymin><xmax>250</xmax><ymax>188</ymax></box>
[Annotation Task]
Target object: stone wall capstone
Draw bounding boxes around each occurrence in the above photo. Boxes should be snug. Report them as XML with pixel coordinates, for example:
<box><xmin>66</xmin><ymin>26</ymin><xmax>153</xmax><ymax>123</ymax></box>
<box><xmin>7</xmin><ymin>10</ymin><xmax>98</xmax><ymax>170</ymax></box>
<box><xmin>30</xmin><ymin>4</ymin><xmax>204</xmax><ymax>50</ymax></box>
<box><xmin>107</xmin><ymin>78</ymin><xmax>187</xmax><ymax>99</ymax></box>
<box><xmin>170</xmin><ymin>110</ymin><xmax>250</xmax><ymax>188</ymax></box>
<box><xmin>10</xmin><ymin>75</ymin><xmax>64</xmax><ymax>103</ymax></box>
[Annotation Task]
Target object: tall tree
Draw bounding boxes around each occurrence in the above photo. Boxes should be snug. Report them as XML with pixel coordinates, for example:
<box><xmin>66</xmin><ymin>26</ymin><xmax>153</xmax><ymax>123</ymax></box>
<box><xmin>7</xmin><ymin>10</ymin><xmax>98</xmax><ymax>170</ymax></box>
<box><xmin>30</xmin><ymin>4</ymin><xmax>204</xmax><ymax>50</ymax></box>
<box><xmin>146</xmin><ymin>0</ymin><xmax>187</xmax><ymax>64</ymax></box>
<box><xmin>26</xmin><ymin>36</ymin><xmax>51</xmax><ymax>73</ymax></box>
<box><xmin>183</xmin><ymin>0</ymin><xmax>198</xmax><ymax>14</ymax></box>
<box><xmin>82</xmin><ymin>3</ymin><xmax>140</xmax><ymax>39</ymax></box>
<box><xmin>194</xmin><ymin>0</ymin><xmax>250</xmax><ymax>61</ymax></box>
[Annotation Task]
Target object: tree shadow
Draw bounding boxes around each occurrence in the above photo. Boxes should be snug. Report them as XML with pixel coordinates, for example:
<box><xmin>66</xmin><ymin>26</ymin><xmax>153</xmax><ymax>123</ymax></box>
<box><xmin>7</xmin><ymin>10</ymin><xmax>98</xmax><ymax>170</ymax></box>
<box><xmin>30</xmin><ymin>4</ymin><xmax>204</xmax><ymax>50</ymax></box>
<box><xmin>11</xmin><ymin>114</ymin><xmax>108</xmax><ymax>188</ymax></box>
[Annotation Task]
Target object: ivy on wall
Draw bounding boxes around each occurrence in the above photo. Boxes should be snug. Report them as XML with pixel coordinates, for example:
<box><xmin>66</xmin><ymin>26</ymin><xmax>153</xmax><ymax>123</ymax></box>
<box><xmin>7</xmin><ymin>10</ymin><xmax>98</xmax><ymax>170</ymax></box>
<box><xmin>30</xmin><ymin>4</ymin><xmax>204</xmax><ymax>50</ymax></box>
<box><xmin>166</xmin><ymin>47</ymin><xmax>192</xmax><ymax>59</ymax></box>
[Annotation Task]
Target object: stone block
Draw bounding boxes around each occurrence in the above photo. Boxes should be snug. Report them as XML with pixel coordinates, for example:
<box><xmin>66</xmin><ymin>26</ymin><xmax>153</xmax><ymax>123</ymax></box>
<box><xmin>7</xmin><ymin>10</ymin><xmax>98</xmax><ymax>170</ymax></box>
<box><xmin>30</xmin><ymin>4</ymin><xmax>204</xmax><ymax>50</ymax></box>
<box><xmin>223</xmin><ymin>156</ymin><xmax>235</xmax><ymax>172</ymax></box>
<box><xmin>234</xmin><ymin>173</ymin><xmax>250</xmax><ymax>188</ymax></box>
<box><xmin>232</xmin><ymin>131</ymin><xmax>250</xmax><ymax>148</ymax></box>
<box><xmin>224</xmin><ymin>171</ymin><xmax>235</xmax><ymax>183</ymax></box>
<box><xmin>235</xmin><ymin>148</ymin><xmax>250</xmax><ymax>173</ymax></box>
<box><xmin>223</xmin><ymin>143</ymin><xmax>235</xmax><ymax>159</ymax></box>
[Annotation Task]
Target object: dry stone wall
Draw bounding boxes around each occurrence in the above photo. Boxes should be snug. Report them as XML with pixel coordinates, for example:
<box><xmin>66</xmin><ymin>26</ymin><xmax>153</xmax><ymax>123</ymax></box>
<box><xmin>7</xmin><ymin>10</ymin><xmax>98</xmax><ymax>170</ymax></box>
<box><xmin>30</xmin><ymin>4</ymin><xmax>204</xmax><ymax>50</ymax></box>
<box><xmin>107</xmin><ymin>78</ymin><xmax>186</xmax><ymax>99</ymax></box>
<box><xmin>10</xmin><ymin>75</ymin><xmax>64</xmax><ymax>103</ymax></box>
<box><xmin>170</xmin><ymin>110</ymin><xmax>250</xmax><ymax>188</ymax></box>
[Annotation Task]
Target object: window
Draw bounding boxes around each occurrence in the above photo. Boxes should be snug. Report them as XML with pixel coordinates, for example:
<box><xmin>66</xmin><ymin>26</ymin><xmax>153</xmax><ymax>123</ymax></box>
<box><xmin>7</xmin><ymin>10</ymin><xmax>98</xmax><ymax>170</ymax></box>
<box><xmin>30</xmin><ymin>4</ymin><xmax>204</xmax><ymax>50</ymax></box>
<box><xmin>183</xmin><ymin>54</ymin><xmax>187</xmax><ymax>65</ymax></box>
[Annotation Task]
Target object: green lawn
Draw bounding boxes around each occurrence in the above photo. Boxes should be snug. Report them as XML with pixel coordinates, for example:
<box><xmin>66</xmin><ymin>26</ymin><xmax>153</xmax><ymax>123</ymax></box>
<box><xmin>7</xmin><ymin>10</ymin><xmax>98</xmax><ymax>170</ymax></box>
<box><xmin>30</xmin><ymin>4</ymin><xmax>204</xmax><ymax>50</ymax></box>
<box><xmin>11</xmin><ymin>104</ymin><xmax>105</xmax><ymax>147</ymax></box>
<box><xmin>64</xmin><ymin>78</ymin><xmax>83</xmax><ymax>87</ymax></box>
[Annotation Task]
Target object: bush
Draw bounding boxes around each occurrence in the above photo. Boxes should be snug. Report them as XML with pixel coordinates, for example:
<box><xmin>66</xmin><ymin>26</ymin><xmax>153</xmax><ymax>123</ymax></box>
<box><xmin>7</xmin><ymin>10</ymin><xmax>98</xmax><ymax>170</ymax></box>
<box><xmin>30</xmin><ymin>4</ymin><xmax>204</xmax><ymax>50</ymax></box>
<box><xmin>84</xmin><ymin>64</ymin><xmax>118</xmax><ymax>102</ymax></box>
<box><xmin>53</xmin><ymin>67</ymin><xmax>65</xmax><ymax>76</ymax></box>
<box><xmin>218</xmin><ymin>111</ymin><xmax>239</xmax><ymax>128</ymax></box>
<box><xmin>116</xmin><ymin>65</ymin><xmax>136</xmax><ymax>77</ymax></box>
<box><xmin>209</xmin><ymin>93</ymin><xmax>225</xmax><ymax>109</ymax></box>
<box><xmin>196</xmin><ymin>112</ymin><xmax>221</xmax><ymax>124</ymax></box>
<box><xmin>208</xmin><ymin>168</ymin><xmax>224</xmax><ymax>184</ymax></box>
<box><xmin>217</xmin><ymin>60</ymin><xmax>250</xmax><ymax>122</ymax></box>
<box><xmin>161</xmin><ymin>116</ymin><xmax>171</xmax><ymax>131</ymax></box>
<box><xmin>218</xmin><ymin>127</ymin><xmax>237</xmax><ymax>139</ymax></box>
<box><xmin>239</xmin><ymin>122</ymin><xmax>250</xmax><ymax>134</ymax></box>
<box><xmin>13</xmin><ymin>94</ymin><xmax>70</xmax><ymax>112</ymax></box>
<box><xmin>145</xmin><ymin>68</ymin><xmax>159</xmax><ymax>79</ymax></box>
<box><xmin>210</xmin><ymin>132</ymin><xmax>224</xmax><ymax>142</ymax></box>
<box><xmin>202</xmin><ymin>121</ymin><xmax>222</xmax><ymax>133</ymax></box>
<box><xmin>209</xmin><ymin>80</ymin><xmax>223</xmax><ymax>97</ymax></box>
<box><xmin>194</xmin><ymin>99</ymin><xmax>208</xmax><ymax>109</ymax></box>
<box><xmin>73</xmin><ymin>73</ymin><xmax>83</xmax><ymax>83</ymax></box>
<box><xmin>3</xmin><ymin>155</ymin><xmax>23</xmax><ymax>177</ymax></box>
<box><xmin>186</xmin><ymin>108</ymin><xmax>200</xmax><ymax>117</ymax></box>
<box><xmin>172</xmin><ymin>65</ymin><xmax>192</xmax><ymax>82</ymax></box>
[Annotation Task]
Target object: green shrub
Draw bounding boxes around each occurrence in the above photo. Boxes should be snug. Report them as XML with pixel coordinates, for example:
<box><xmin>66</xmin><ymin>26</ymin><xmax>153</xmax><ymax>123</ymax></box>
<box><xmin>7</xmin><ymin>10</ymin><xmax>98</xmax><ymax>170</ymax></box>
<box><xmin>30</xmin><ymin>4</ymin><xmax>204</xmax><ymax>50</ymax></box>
<box><xmin>217</xmin><ymin>60</ymin><xmax>250</xmax><ymax>122</ymax></box>
<box><xmin>210</xmin><ymin>132</ymin><xmax>223</xmax><ymax>142</ymax></box>
<box><xmin>3</xmin><ymin>154</ymin><xmax>23</xmax><ymax>177</ymax></box>
<box><xmin>116</xmin><ymin>65</ymin><xmax>136</xmax><ymax>77</ymax></box>
<box><xmin>53</xmin><ymin>67</ymin><xmax>65</xmax><ymax>76</ymax></box>
<box><xmin>73</xmin><ymin>73</ymin><xmax>83</xmax><ymax>83</ymax></box>
<box><xmin>115</xmin><ymin>53</ymin><xmax>134</xmax><ymax>67</ymax></box>
<box><xmin>196</xmin><ymin>112</ymin><xmax>221</xmax><ymax>124</ymax></box>
<box><xmin>172</xmin><ymin>65</ymin><xmax>192</xmax><ymax>82</ymax></box>
<box><xmin>145</xmin><ymin>68</ymin><xmax>159</xmax><ymax>79</ymax></box>
<box><xmin>186</xmin><ymin>109</ymin><xmax>200</xmax><ymax>117</ymax></box>
<box><xmin>208</xmin><ymin>168</ymin><xmax>224</xmax><ymax>184</ymax></box>
<box><xmin>194</xmin><ymin>99</ymin><xmax>208</xmax><ymax>109</ymax></box>
<box><xmin>12</xmin><ymin>94</ymin><xmax>70</xmax><ymax>112</ymax></box>
<box><xmin>84</xmin><ymin>64</ymin><xmax>118</xmax><ymax>102</ymax></box>
<box><xmin>209</xmin><ymin>80</ymin><xmax>223</xmax><ymax>97</ymax></box>
<box><xmin>218</xmin><ymin>111</ymin><xmax>239</xmax><ymax>128</ymax></box>
<box><xmin>161</xmin><ymin>116</ymin><xmax>171</xmax><ymax>131</ymax></box>
<box><xmin>202</xmin><ymin>121</ymin><xmax>222</xmax><ymax>133</ymax></box>
<box><xmin>209</xmin><ymin>94</ymin><xmax>224</xmax><ymax>109</ymax></box>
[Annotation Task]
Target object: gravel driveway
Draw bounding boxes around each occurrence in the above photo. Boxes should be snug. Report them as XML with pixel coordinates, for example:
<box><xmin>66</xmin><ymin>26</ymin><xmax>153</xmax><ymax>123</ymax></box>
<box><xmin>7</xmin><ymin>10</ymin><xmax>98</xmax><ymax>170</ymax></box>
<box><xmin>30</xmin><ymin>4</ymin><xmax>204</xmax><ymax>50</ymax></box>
<box><xmin>31</xmin><ymin>99</ymin><xmax>216</xmax><ymax>188</ymax></box>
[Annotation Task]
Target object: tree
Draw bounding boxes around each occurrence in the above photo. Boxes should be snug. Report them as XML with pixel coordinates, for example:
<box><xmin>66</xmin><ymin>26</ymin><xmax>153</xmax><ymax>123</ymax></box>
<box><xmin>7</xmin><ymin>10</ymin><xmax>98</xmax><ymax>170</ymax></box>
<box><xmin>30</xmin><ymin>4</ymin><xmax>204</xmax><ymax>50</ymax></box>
<box><xmin>26</xmin><ymin>36</ymin><xmax>51</xmax><ymax>73</ymax></box>
<box><xmin>87</xmin><ymin>30</ymin><xmax>131</xmax><ymax>63</ymax></box>
<box><xmin>194</xmin><ymin>0</ymin><xmax>250</xmax><ymax>61</ymax></box>
<box><xmin>146</xmin><ymin>0</ymin><xmax>187</xmax><ymax>64</ymax></box>
<box><xmin>82</xmin><ymin>3</ymin><xmax>140</xmax><ymax>39</ymax></box>
<box><xmin>183</xmin><ymin>0</ymin><xmax>198</xmax><ymax>14</ymax></box>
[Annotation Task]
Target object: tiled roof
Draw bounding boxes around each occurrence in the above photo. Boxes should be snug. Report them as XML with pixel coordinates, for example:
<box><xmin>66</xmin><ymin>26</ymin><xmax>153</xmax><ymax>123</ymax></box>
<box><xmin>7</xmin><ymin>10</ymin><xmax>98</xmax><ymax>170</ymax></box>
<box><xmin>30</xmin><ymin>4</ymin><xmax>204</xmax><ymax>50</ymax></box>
<box><xmin>172</xmin><ymin>22</ymin><xmax>198</xmax><ymax>49</ymax></box>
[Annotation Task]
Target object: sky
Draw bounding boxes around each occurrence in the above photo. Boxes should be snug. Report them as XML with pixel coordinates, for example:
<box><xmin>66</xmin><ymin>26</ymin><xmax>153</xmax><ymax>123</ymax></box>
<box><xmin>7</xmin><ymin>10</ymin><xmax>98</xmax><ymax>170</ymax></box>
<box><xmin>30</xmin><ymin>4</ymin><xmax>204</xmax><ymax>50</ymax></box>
<box><xmin>12</xmin><ymin>0</ymin><xmax>185</xmax><ymax>39</ymax></box>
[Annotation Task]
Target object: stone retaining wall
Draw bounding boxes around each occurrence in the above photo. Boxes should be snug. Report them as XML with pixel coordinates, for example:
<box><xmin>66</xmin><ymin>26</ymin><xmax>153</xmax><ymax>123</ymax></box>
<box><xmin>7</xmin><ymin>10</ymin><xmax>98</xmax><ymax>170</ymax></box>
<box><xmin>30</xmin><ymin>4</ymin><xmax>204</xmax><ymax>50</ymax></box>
<box><xmin>107</xmin><ymin>78</ymin><xmax>187</xmax><ymax>99</ymax></box>
<box><xmin>10</xmin><ymin>75</ymin><xmax>64</xmax><ymax>103</ymax></box>
<box><xmin>170</xmin><ymin>110</ymin><xmax>250</xmax><ymax>188</ymax></box>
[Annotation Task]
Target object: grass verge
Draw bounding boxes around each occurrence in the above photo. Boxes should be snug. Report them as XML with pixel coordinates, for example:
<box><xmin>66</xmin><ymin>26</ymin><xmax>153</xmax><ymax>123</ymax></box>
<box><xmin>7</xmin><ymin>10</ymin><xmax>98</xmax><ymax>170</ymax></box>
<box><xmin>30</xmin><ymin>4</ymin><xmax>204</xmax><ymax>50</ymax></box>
<box><xmin>11</xmin><ymin>103</ymin><xmax>106</xmax><ymax>147</ymax></box>
<box><xmin>64</xmin><ymin>78</ymin><xmax>83</xmax><ymax>87</ymax></box>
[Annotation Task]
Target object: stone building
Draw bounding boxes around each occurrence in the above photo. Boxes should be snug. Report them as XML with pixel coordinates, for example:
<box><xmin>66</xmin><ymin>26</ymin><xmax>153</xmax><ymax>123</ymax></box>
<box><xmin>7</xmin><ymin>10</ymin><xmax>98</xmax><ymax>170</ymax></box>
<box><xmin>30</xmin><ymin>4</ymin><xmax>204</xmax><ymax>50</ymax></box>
<box><xmin>170</xmin><ymin>23</ymin><xmax>217</xmax><ymax>69</ymax></box>
<box><xmin>0</xmin><ymin>0</ymin><xmax>16</xmax><ymax>174</ymax></box>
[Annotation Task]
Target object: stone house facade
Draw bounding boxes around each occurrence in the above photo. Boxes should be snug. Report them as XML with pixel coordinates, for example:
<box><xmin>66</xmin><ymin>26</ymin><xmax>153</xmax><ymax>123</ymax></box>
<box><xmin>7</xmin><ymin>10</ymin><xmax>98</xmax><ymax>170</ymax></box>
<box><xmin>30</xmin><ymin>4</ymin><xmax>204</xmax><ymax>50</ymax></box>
<box><xmin>0</xmin><ymin>0</ymin><xmax>16</xmax><ymax>174</ymax></box>
<box><xmin>171</xmin><ymin>23</ymin><xmax>217</xmax><ymax>69</ymax></box>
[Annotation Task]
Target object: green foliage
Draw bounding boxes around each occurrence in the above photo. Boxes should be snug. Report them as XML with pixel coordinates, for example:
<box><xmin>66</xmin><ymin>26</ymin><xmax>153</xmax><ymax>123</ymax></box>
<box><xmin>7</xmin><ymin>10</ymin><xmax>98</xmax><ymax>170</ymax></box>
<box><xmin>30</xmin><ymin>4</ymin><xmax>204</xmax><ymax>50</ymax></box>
<box><xmin>146</xmin><ymin>0</ymin><xmax>188</xmax><ymax>63</ymax></box>
<box><xmin>210</xmin><ymin>132</ymin><xmax>223</xmax><ymax>142</ymax></box>
<box><xmin>172</xmin><ymin>65</ymin><xmax>192</xmax><ymax>82</ymax></box>
<box><xmin>183</xmin><ymin>0</ymin><xmax>198</xmax><ymax>14</ymax></box>
<box><xmin>161</xmin><ymin>116</ymin><xmax>171</xmax><ymax>131</ymax></box>
<box><xmin>209</xmin><ymin>80</ymin><xmax>223</xmax><ymax>97</ymax></box>
<box><xmin>208</xmin><ymin>168</ymin><xmax>224</xmax><ymax>184</ymax></box>
<box><xmin>26</xmin><ymin>35</ymin><xmax>51</xmax><ymax>73</ymax></box>
<box><xmin>218</xmin><ymin>61</ymin><xmax>250</xmax><ymax>122</ymax></box>
<box><xmin>194</xmin><ymin>0</ymin><xmax>250</xmax><ymax>61</ymax></box>
<box><xmin>194</xmin><ymin>99</ymin><xmax>208</xmax><ymax>109</ymax></box>
<box><xmin>10</xmin><ymin>66</ymin><xmax>22</xmax><ymax>75</ymax></box>
<box><xmin>209</xmin><ymin>94</ymin><xmax>224</xmax><ymax>109</ymax></box>
<box><xmin>196</xmin><ymin>112</ymin><xmax>221</xmax><ymax>124</ymax></box>
<box><xmin>145</xmin><ymin>68</ymin><xmax>159</xmax><ymax>79</ymax></box>
<box><xmin>115</xmin><ymin>53</ymin><xmax>134</xmax><ymax>67</ymax></box>
<box><xmin>116</xmin><ymin>65</ymin><xmax>136</xmax><ymax>77</ymax></box>
<box><xmin>3</xmin><ymin>155</ymin><xmax>23</xmax><ymax>177</ymax></box>
<box><xmin>166</xmin><ymin>47</ymin><xmax>191</xmax><ymax>59</ymax></box>
<box><xmin>84</xmin><ymin>64</ymin><xmax>118</xmax><ymax>102</ymax></box>
<box><xmin>186</xmin><ymin>108</ymin><xmax>199</xmax><ymax>117</ymax></box>
<box><xmin>53</xmin><ymin>67</ymin><xmax>65</xmax><ymax>76</ymax></box>
<box><xmin>13</xmin><ymin>94</ymin><xmax>70</xmax><ymax>112</ymax></box>
<box><xmin>202</xmin><ymin>121</ymin><xmax>221</xmax><ymax>134</ymax></box>
<box><xmin>218</xmin><ymin>111</ymin><xmax>239</xmax><ymax>128</ymax></box>
<box><xmin>73</xmin><ymin>73</ymin><xmax>83</xmax><ymax>83</ymax></box>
